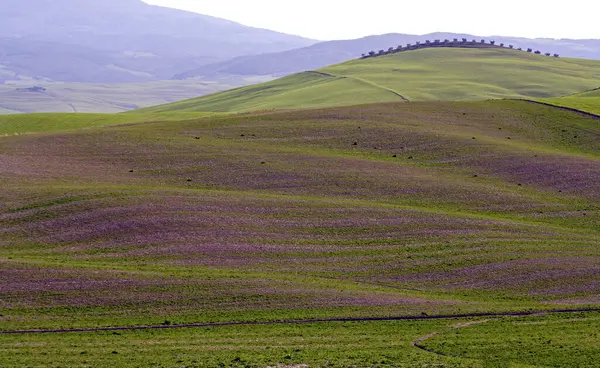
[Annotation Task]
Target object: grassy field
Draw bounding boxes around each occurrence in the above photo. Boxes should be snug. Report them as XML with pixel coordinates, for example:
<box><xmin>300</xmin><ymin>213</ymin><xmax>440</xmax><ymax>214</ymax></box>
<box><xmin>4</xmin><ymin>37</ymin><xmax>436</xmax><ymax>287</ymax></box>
<box><xmin>0</xmin><ymin>111</ymin><xmax>223</xmax><ymax>135</ymax></box>
<box><xmin>138</xmin><ymin>72</ymin><xmax>402</xmax><ymax>114</ymax></box>
<box><xmin>1</xmin><ymin>99</ymin><xmax>599</xmax><ymax>366</ymax></box>
<box><xmin>2</xmin><ymin>313</ymin><xmax>599</xmax><ymax>367</ymax></box>
<box><xmin>139</xmin><ymin>48</ymin><xmax>600</xmax><ymax>114</ymax></box>
<box><xmin>0</xmin><ymin>77</ymin><xmax>268</xmax><ymax>114</ymax></box>
<box><xmin>540</xmin><ymin>88</ymin><xmax>600</xmax><ymax>115</ymax></box>
<box><xmin>420</xmin><ymin>312</ymin><xmax>600</xmax><ymax>368</ymax></box>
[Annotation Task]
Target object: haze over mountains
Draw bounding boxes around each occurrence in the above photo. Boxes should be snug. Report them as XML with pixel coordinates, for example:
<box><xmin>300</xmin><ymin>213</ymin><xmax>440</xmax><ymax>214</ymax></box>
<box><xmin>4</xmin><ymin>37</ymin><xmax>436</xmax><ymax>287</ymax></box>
<box><xmin>0</xmin><ymin>0</ymin><xmax>315</xmax><ymax>83</ymax></box>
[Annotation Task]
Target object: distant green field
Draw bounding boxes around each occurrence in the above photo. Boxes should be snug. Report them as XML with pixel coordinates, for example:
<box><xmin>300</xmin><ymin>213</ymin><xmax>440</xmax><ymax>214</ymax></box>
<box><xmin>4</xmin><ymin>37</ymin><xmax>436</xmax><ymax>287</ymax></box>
<box><xmin>540</xmin><ymin>88</ymin><xmax>600</xmax><ymax>115</ymax></box>
<box><xmin>140</xmin><ymin>48</ymin><xmax>600</xmax><ymax>114</ymax></box>
<box><xmin>0</xmin><ymin>77</ymin><xmax>266</xmax><ymax>114</ymax></box>
<box><xmin>0</xmin><ymin>113</ymin><xmax>140</xmax><ymax>135</ymax></box>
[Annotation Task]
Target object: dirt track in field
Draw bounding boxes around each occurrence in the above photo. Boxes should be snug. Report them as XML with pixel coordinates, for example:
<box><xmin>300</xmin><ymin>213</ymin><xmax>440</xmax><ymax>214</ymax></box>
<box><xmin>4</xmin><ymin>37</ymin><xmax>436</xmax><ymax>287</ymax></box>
<box><xmin>412</xmin><ymin>319</ymin><xmax>491</xmax><ymax>356</ymax></box>
<box><xmin>1</xmin><ymin>307</ymin><xmax>599</xmax><ymax>335</ymax></box>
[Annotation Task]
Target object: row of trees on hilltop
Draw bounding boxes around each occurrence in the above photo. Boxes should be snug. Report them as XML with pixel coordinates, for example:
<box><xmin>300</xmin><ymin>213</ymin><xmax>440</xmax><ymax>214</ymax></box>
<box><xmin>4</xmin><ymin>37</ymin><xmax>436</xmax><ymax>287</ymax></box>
<box><xmin>361</xmin><ymin>39</ymin><xmax>560</xmax><ymax>59</ymax></box>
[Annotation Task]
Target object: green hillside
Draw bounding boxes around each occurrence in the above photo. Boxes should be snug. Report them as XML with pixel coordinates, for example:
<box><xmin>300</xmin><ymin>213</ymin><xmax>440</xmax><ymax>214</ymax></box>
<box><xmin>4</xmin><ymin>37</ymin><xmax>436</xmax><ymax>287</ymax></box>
<box><xmin>140</xmin><ymin>48</ymin><xmax>600</xmax><ymax>114</ymax></box>
<box><xmin>541</xmin><ymin>88</ymin><xmax>600</xmax><ymax>115</ymax></box>
<box><xmin>139</xmin><ymin>71</ymin><xmax>402</xmax><ymax>114</ymax></box>
<box><xmin>1</xmin><ymin>100</ymin><xmax>599</xmax><ymax>366</ymax></box>
<box><xmin>572</xmin><ymin>88</ymin><xmax>600</xmax><ymax>98</ymax></box>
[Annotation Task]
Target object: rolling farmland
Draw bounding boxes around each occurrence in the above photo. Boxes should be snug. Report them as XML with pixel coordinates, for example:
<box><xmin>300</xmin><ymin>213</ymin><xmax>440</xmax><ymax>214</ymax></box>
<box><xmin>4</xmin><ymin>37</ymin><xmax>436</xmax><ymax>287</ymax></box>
<box><xmin>1</xmin><ymin>98</ymin><xmax>599</xmax><ymax>366</ymax></box>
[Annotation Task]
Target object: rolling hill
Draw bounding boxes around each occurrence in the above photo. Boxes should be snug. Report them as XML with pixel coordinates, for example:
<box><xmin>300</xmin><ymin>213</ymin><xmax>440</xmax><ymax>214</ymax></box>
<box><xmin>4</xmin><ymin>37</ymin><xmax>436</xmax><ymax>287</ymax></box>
<box><xmin>141</xmin><ymin>47</ymin><xmax>600</xmax><ymax>114</ymax></box>
<box><xmin>176</xmin><ymin>32</ymin><xmax>600</xmax><ymax>81</ymax></box>
<box><xmin>1</xmin><ymin>99</ymin><xmax>599</xmax><ymax>366</ymax></box>
<box><xmin>0</xmin><ymin>0</ymin><xmax>314</xmax><ymax>83</ymax></box>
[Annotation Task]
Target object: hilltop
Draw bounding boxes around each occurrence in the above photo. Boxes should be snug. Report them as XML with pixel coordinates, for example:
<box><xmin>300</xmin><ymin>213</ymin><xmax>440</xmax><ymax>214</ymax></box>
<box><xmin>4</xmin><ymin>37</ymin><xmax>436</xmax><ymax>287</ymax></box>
<box><xmin>360</xmin><ymin>37</ymin><xmax>560</xmax><ymax>58</ymax></box>
<box><xmin>141</xmin><ymin>47</ymin><xmax>600</xmax><ymax>114</ymax></box>
<box><xmin>0</xmin><ymin>0</ymin><xmax>314</xmax><ymax>83</ymax></box>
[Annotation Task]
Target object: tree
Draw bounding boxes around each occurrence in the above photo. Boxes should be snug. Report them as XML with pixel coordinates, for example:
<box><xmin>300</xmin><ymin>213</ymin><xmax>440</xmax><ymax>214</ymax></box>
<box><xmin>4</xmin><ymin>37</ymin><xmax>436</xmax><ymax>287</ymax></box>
<box><xmin>388</xmin><ymin>47</ymin><xmax>395</xmax><ymax>53</ymax></box>
<box><xmin>490</xmin><ymin>40</ymin><xmax>496</xmax><ymax>45</ymax></box>
<box><xmin>481</xmin><ymin>39</ymin><xmax>486</xmax><ymax>43</ymax></box>
<box><xmin>554</xmin><ymin>54</ymin><xmax>560</xmax><ymax>58</ymax></box>
<box><xmin>379</xmin><ymin>50</ymin><xmax>385</xmax><ymax>55</ymax></box>
<box><xmin>509</xmin><ymin>45</ymin><xmax>514</xmax><ymax>49</ymax></box>
<box><xmin>369</xmin><ymin>51</ymin><xmax>376</xmax><ymax>56</ymax></box>
<box><xmin>361</xmin><ymin>53</ymin><xmax>367</xmax><ymax>58</ymax></box>
<box><xmin>527</xmin><ymin>48</ymin><xmax>533</xmax><ymax>53</ymax></box>
<box><xmin>462</xmin><ymin>38</ymin><xmax>468</xmax><ymax>43</ymax></box>
<box><xmin>517</xmin><ymin>48</ymin><xmax>522</xmax><ymax>51</ymax></box>
<box><xmin>453</xmin><ymin>38</ymin><xmax>459</xmax><ymax>42</ymax></box>
<box><xmin>425</xmin><ymin>40</ymin><xmax>431</xmax><ymax>44</ymax></box>
<box><xmin>500</xmin><ymin>43</ymin><xmax>505</xmax><ymax>47</ymax></box>
<box><xmin>534</xmin><ymin>50</ymin><xmax>541</xmax><ymax>54</ymax></box>
<box><xmin>545</xmin><ymin>52</ymin><xmax>551</xmax><ymax>56</ymax></box>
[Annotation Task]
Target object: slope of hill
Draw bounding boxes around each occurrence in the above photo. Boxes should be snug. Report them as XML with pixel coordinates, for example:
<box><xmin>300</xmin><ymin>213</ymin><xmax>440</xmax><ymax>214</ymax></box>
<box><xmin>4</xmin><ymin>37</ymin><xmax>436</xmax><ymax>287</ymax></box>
<box><xmin>0</xmin><ymin>0</ymin><xmax>315</xmax><ymax>83</ymax></box>
<box><xmin>572</xmin><ymin>88</ymin><xmax>600</xmax><ymax>98</ymax></box>
<box><xmin>0</xmin><ymin>111</ymin><xmax>223</xmax><ymax>135</ymax></box>
<box><xmin>540</xmin><ymin>88</ymin><xmax>600</xmax><ymax>115</ymax></box>
<box><xmin>142</xmin><ymin>48</ymin><xmax>600</xmax><ymax>113</ymax></box>
<box><xmin>176</xmin><ymin>32</ymin><xmax>600</xmax><ymax>80</ymax></box>
<box><xmin>1</xmin><ymin>100</ymin><xmax>599</xmax><ymax>367</ymax></box>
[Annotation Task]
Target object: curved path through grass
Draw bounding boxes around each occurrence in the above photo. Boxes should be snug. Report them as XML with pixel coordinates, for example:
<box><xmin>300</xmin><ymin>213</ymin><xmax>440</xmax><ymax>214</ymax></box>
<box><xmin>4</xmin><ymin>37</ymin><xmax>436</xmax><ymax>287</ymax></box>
<box><xmin>2</xmin><ymin>307</ymin><xmax>599</xmax><ymax>335</ymax></box>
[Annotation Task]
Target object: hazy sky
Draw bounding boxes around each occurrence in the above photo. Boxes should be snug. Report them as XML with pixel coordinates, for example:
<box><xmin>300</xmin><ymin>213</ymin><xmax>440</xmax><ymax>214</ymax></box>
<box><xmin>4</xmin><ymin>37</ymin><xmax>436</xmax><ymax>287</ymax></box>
<box><xmin>144</xmin><ymin>0</ymin><xmax>600</xmax><ymax>41</ymax></box>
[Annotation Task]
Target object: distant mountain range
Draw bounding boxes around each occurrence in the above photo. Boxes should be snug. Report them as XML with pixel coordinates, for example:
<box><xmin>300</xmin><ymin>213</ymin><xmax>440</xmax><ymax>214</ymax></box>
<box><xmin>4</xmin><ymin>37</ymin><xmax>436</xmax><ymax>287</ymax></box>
<box><xmin>0</xmin><ymin>0</ymin><xmax>315</xmax><ymax>83</ymax></box>
<box><xmin>2</xmin><ymin>1</ymin><xmax>600</xmax><ymax>114</ymax></box>
<box><xmin>175</xmin><ymin>32</ymin><xmax>600</xmax><ymax>80</ymax></box>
